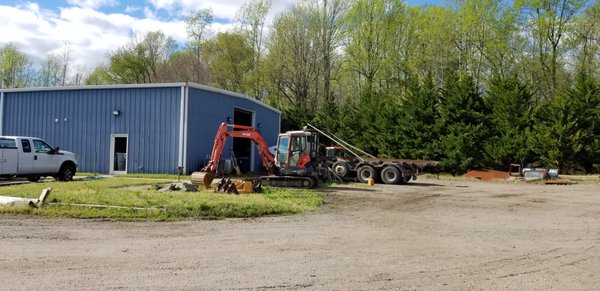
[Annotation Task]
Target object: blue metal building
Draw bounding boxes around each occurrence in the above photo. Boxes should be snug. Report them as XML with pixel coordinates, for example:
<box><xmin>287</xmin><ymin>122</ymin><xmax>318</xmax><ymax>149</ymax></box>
<box><xmin>0</xmin><ymin>83</ymin><xmax>281</xmax><ymax>174</ymax></box>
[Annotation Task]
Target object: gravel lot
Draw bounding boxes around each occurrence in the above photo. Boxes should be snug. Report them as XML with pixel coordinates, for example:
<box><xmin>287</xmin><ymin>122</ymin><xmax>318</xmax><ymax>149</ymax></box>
<box><xmin>1</xmin><ymin>177</ymin><xmax>599</xmax><ymax>290</ymax></box>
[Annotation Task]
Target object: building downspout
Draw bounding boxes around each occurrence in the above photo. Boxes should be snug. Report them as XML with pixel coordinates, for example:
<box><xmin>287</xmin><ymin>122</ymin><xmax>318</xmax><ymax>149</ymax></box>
<box><xmin>183</xmin><ymin>84</ymin><xmax>189</xmax><ymax>173</ymax></box>
<box><xmin>178</xmin><ymin>86</ymin><xmax>186</xmax><ymax>173</ymax></box>
<box><xmin>0</xmin><ymin>91</ymin><xmax>4</xmax><ymax>136</ymax></box>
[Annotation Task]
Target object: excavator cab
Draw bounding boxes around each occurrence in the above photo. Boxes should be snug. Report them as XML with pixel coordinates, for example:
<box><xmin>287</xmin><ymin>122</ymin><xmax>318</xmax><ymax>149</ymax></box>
<box><xmin>274</xmin><ymin>131</ymin><xmax>318</xmax><ymax>167</ymax></box>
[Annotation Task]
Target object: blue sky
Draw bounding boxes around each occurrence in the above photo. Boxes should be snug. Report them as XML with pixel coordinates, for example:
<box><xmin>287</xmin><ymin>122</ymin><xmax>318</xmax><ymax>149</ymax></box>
<box><xmin>0</xmin><ymin>0</ymin><xmax>446</xmax><ymax>75</ymax></box>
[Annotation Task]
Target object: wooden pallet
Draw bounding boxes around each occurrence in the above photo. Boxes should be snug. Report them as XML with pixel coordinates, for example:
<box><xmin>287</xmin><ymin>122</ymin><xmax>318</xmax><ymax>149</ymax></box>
<box><xmin>544</xmin><ymin>179</ymin><xmax>570</xmax><ymax>185</ymax></box>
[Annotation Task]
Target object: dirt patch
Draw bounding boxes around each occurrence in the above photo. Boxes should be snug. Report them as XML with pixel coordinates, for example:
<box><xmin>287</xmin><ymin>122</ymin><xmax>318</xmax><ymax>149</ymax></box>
<box><xmin>1</xmin><ymin>178</ymin><xmax>599</xmax><ymax>289</ymax></box>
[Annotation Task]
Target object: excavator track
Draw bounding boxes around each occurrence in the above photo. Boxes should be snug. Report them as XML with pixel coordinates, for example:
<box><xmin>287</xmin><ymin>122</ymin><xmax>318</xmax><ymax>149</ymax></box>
<box><xmin>259</xmin><ymin>176</ymin><xmax>317</xmax><ymax>188</ymax></box>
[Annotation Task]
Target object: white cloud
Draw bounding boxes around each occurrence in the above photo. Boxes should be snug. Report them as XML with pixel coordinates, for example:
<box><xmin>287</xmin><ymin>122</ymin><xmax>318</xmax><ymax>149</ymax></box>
<box><xmin>0</xmin><ymin>4</ymin><xmax>188</xmax><ymax>71</ymax></box>
<box><xmin>143</xmin><ymin>6</ymin><xmax>157</xmax><ymax>19</ymax></box>
<box><xmin>124</xmin><ymin>5</ymin><xmax>141</xmax><ymax>13</ymax></box>
<box><xmin>147</xmin><ymin>0</ymin><xmax>178</xmax><ymax>11</ymax></box>
<box><xmin>146</xmin><ymin>0</ymin><xmax>295</xmax><ymax>22</ymax></box>
<box><xmin>66</xmin><ymin>0</ymin><xmax>119</xmax><ymax>9</ymax></box>
<box><xmin>0</xmin><ymin>0</ymin><xmax>295</xmax><ymax>78</ymax></box>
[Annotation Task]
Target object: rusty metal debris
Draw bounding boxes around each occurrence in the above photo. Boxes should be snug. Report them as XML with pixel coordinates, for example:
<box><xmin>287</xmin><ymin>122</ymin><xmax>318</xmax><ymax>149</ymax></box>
<box><xmin>214</xmin><ymin>178</ymin><xmax>262</xmax><ymax>194</ymax></box>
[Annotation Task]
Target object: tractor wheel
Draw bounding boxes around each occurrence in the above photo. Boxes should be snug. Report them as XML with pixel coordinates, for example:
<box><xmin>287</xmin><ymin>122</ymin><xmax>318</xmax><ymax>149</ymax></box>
<box><xmin>356</xmin><ymin>165</ymin><xmax>377</xmax><ymax>183</ymax></box>
<box><xmin>381</xmin><ymin>166</ymin><xmax>402</xmax><ymax>184</ymax></box>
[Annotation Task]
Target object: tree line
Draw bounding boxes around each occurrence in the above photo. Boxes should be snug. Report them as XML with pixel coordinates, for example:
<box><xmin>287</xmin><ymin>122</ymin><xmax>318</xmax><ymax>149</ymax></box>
<box><xmin>1</xmin><ymin>0</ymin><xmax>599</xmax><ymax>173</ymax></box>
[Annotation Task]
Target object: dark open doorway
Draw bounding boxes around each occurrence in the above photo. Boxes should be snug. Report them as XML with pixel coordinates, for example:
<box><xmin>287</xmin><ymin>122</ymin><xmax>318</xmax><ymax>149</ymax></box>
<box><xmin>233</xmin><ymin>108</ymin><xmax>253</xmax><ymax>173</ymax></box>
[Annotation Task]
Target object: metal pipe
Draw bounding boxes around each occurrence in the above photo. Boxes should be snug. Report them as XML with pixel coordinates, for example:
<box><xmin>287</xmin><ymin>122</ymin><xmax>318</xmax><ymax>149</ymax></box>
<box><xmin>178</xmin><ymin>85</ymin><xmax>186</xmax><ymax>172</ymax></box>
<box><xmin>0</xmin><ymin>90</ymin><xmax>3</xmax><ymax>136</ymax></box>
<box><xmin>306</xmin><ymin>123</ymin><xmax>376</xmax><ymax>161</ymax></box>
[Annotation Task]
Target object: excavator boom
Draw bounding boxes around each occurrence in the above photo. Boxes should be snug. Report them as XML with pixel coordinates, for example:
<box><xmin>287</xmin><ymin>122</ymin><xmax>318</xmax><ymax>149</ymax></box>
<box><xmin>191</xmin><ymin>122</ymin><xmax>277</xmax><ymax>187</ymax></box>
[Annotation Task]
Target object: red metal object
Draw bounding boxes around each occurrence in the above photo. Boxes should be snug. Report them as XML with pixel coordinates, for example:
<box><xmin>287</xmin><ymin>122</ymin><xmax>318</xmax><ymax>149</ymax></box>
<box><xmin>464</xmin><ymin>169</ymin><xmax>511</xmax><ymax>181</ymax></box>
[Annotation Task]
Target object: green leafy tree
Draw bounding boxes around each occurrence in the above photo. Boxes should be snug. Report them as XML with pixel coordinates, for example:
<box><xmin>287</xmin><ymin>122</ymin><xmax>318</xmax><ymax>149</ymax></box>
<box><xmin>453</xmin><ymin>0</ymin><xmax>523</xmax><ymax>86</ymax></box>
<box><xmin>403</xmin><ymin>6</ymin><xmax>459</xmax><ymax>86</ymax></box>
<box><xmin>203</xmin><ymin>32</ymin><xmax>253</xmax><ymax>93</ymax></box>
<box><xmin>236</xmin><ymin>0</ymin><xmax>271</xmax><ymax>99</ymax></box>
<box><xmin>308</xmin><ymin>0</ymin><xmax>347</xmax><ymax>106</ymax></box>
<box><xmin>0</xmin><ymin>43</ymin><xmax>32</xmax><ymax>88</ymax></box>
<box><xmin>84</xmin><ymin>65</ymin><xmax>111</xmax><ymax>85</ymax></box>
<box><xmin>156</xmin><ymin>50</ymin><xmax>210</xmax><ymax>84</ymax></box>
<box><xmin>523</xmin><ymin>0</ymin><xmax>586</xmax><ymax>100</ymax></box>
<box><xmin>39</xmin><ymin>54</ymin><xmax>62</xmax><ymax>87</ymax></box>
<box><xmin>265</xmin><ymin>5</ymin><xmax>319</xmax><ymax>110</ymax></box>
<box><xmin>573</xmin><ymin>1</ymin><xmax>600</xmax><ymax>79</ymax></box>
<box><xmin>344</xmin><ymin>0</ymin><xmax>400</xmax><ymax>97</ymax></box>
<box><xmin>106</xmin><ymin>31</ymin><xmax>176</xmax><ymax>84</ymax></box>
<box><xmin>185</xmin><ymin>8</ymin><xmax>214</xmax><ymax>83</ymax></box>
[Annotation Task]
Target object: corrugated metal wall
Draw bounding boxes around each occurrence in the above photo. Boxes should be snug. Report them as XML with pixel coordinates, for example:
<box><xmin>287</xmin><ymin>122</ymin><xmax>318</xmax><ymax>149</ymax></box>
<box><xmin>186</xmin><ymin>87</ymin><xmax>280</xmax><ymax>173</ymax></box>
<box><xmin>2</xmin><ymin>87</ymin><xmax>182</xmax><ymax>174</ymax></box>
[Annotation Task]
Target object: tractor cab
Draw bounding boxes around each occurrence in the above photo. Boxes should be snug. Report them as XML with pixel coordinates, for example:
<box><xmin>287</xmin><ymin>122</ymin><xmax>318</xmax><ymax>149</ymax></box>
<box><xmin>325</xmin><ymin>146</ymin><xmax>351</xmax><ymax>158</ymax></box>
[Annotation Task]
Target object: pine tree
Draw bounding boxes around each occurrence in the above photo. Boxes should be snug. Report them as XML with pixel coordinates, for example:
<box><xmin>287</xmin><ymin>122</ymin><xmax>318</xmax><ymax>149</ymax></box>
<box><xmin>483</xmin><ymin>76</ymin><xmax>534</xmax><ymax>168</ymax></box>
<box><xmin>527</xmin><ymin>74</ymin><xmax>598</xmax><ymax>173</ymax></box>
<box><xmin>396</xmin><ymin>74</ymin><xmax>440</xmax><ymax>160</ymax></box>
<box><xmin>436</xmin><ymin>72</ymin><xmax>489</xmax><ymax>174</ymax></box>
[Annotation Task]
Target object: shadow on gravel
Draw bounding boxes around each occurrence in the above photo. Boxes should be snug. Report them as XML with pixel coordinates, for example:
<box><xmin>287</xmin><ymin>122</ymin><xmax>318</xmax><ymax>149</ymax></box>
<box><xmin>320</xmin><ymin>186</ymin><xmax>377</xmax><ymax>192</ymax></box>
<box><xmin>405</xmin><ymin>182</ymin><xmax>444</xmax><ymax>187</ymax></box>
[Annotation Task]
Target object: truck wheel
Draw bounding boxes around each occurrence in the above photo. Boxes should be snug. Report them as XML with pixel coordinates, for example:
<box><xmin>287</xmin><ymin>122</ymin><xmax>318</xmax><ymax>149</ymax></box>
<box><xmin>381</xmin><ymin>166</ymin><xmax>402</xmax><ymax>184</ymax></box>
<box><xmin>332</xmin><ymin>161</ymin><xmax>350</xmax><ymax>177</ymax></box>
<box><xmin>399</xmin><ymin>176</ymin><xmax>411</xmax><ymax>184</ymax></box>
<box><xmin>356</xmin><ymin>166</ymin><xmax>377</xmax><ymax>183</ymax></box>
<box><xmin>58</xmin><ymin>165</ymin><xmax>76</xmax><ymax>181</ymax></box>
<box><xmin>26</xmin><ymin>176</ymin><xmax>41</xmax><ymax>183</ymax></box>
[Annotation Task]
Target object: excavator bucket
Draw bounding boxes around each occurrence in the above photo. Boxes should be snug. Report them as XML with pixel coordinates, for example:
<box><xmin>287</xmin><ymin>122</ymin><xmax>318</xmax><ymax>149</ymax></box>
<box><xmin>191</xmin><ymin>171</ymin><xmax>215</xmax><ymax>188</ymax></box>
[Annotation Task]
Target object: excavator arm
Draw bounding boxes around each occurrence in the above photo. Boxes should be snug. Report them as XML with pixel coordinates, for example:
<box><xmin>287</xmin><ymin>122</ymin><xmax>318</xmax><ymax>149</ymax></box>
<box><xmin>192</xmin><ymin>122</ymin><xmax>277</xmax><ymax>187</ymax></box>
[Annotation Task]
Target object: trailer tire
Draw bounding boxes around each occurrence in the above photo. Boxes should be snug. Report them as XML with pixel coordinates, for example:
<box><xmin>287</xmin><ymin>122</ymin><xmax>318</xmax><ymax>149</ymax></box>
<box><xmin>356</xmin><ymin>165</ymin><xmax>377</xmax><ymax>183</ymax></box>
<box><xmin>381</xmin><ymin>166</ymin><xmax>402</xmax><ymax>184</ymax></box>
<box><xmin>332</xmin><ymin>161</ymin><xmax>350</xmax><ymax>177</ymax></box>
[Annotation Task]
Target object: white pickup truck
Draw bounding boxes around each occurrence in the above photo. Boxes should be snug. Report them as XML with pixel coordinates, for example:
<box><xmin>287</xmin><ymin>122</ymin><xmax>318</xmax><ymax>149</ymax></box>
<box><xmin>0</xmin><ymin>136</ymin><xmax>78</xmax><ymax>182</ymax></box>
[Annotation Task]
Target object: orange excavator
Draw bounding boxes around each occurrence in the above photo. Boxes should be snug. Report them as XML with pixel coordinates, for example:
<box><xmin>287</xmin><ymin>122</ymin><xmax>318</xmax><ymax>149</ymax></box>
<box><xmin>191</xmin><ymin>122</ymin><xmax>321</xmax><ymax>188</ymax></box>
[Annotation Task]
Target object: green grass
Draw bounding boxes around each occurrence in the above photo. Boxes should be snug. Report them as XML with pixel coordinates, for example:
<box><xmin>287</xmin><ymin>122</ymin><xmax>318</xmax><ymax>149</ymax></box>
<box><xmin>0</xmin><ymin>177</ymin><xmax>324</xmax><ymax>221</ymax></box>
<box><xmin>120</xmin><ymin>173</ymin><xmax>192</xmax><ymax>180</ymax></box>
<box><xmin>561</xmin><ymin>175</ymin><xmax>600</xmax><ymax>184</ymax></box>
<box><xmin>75</xmin><ymin>172</ymin><xmax>191</xmax><ymax>180</ymax></box>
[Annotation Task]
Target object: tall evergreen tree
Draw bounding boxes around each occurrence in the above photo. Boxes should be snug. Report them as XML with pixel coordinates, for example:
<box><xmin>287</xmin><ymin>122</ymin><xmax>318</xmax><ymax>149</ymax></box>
<box><xmin>483</xmin><ymin>76</ymin><xmax>534</xmax><ymax>168</ymax></box>
<box><xmin>437</xmin><ymin>72</ymin><xmax>489</xmax><ymax>174</ymax></box>
<box><xmin>396</xmin><ymin>74</ymin><xmax>440</xmax><ymax>160</ymax></box>
<box><xmin>528</xmin><ymin>78</ymin><xmax>592</xmax><ymax>172</ymax></box>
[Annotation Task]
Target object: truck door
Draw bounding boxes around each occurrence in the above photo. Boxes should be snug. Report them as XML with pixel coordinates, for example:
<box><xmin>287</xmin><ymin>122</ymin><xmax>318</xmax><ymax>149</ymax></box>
<box><xmin>18</xmin><ymin>139</ymin><xmax>34</xmax><ymax>174</ymax></box>
<box><xmin>32</xmin><ymin>139</ymin><xmax>60</xmax><ymax>173</ymax></box>
<box><xmin>0</xmin><ymin>138</ymin><xmax>19</xmax><ymax>175</ymax></box>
